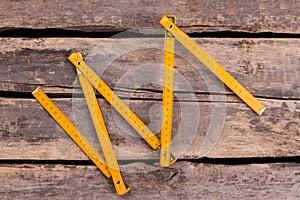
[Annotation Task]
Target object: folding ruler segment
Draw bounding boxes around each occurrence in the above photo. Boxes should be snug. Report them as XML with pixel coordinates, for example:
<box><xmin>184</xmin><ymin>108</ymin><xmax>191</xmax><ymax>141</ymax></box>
<box><xmin>32</xmin><ymin>87</ymin><xmax>111</xmax><ymax>178</ymax></box>
<box><xmin>77</xmin><ymin>69</ymin><xmax>130</xmax><ymax>195</ymax></box>
<box><xmin>160</xmin><ymin>14</ymin><xmax>176</xmax><ymax>167</ymax></box>
<box><xmin>160</xmin><ymin>16</ymin><xmax>266</xmax><ymax>115</ymax></box>
<box><xmin>69</xmin><ymin>52</ymin><xmax>176</xmax><ymax>164</ymax></box>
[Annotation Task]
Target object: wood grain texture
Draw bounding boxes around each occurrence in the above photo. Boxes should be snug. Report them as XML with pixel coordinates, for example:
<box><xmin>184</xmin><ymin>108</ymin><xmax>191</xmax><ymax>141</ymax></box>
<box><xmin>0</xmin><ymin>162</ymin><xmax>299</xmax><ymax>199</ymax></box>
<box><xmin>0</xmin><ymin>38</ymin><xmax>299</xmax><ymax>99</ymax></box>
<box><xmin>0</xmin><ymin>97</ymin><xmax>299</xmax><ymax>160</ymax></box>
<box><xmin>0</xmin><ymin>0</ymin><xmax>299</xmax><ymax>33</ymax></box>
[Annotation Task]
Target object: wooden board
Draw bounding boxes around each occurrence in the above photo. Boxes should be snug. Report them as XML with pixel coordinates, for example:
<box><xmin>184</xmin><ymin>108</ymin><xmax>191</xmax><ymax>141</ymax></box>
<box><xmin>0</xmin><ymin>97</ymin><xmax>299</xmax><ymax>160</ymax></box>
<box><xmin>0</xmin><ymin>0</ymin><xmax>299</xmax><ymax>33</ymax></box>
<box><xmin>0</xmin><ymin>162</ymin><xmax>299</xmax><ymax>199</ymax></box>
<box><xmin>0</xmin><ymin>38</ymin><xmax>299</xmax><ymax>99</ymax></box>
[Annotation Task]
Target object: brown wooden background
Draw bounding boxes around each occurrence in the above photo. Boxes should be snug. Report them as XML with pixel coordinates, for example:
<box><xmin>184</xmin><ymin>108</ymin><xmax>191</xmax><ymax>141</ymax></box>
<box><xmin>0</xmin><ymin>0</ymin><xmax>299</xmax><ymax>199</ymax></box>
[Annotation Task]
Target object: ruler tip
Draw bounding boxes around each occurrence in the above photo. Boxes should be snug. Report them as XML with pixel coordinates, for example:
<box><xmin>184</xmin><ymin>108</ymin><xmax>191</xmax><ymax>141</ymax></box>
<box><xmin>78</xmin><ymin>52</ymin><xmax>83</xmax><ymax>59</ymax></box>
<box><xmin>259</xmin><ymin>107</ymin><xmax>266</xmax><ymax>115</ymax></box>
<box><xmin>160</xmin><ymin>15</ymin><xmax>169</xmax><ymax>25</ymax></box>
<box><xmin>117</xmin><ymin>186</ymin><xmax>131</xmax><ymax>196</ymax></box>
<box><xmin>32</xmin><ymin>87</ymin><xmax>41</xmax><ymax>94</ymax></box>
<box><xmin>68</xmin><ymin>52</ymin><xmax>83</xmax><ymax>60</ymax></box>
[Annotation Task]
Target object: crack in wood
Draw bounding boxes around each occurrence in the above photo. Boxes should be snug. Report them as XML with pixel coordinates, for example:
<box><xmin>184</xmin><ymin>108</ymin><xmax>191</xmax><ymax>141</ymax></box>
<box><xmin>0</xmin><ymin>28</ymin><xmax>299</xmax><ymax>38</ymax></box>
<box><xmin>0</xmin><ymin>156</ymin><xmax>299</xmax><ymax>166</ymax></box>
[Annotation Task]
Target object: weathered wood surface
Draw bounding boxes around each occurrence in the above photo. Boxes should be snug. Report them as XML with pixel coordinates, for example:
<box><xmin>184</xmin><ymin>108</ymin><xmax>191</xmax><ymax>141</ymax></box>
<box><xmin>0</xmin><ymin>38</ymin><xmax>299</xmax><ymax>160</ymax></box>
<box><xmin>0</xmin><ymin>38</ymin><xmax>299</xmax><ymax>99</ymax></box>
<box><xmin>1</xmin><ymin>1</ymin><xmax>299</xmax><ymax>198</ymax></box>
<box><xmin>0</xmin><ymin>0</ymin><xmax>299</xmax><ymax>33</ymax></box>
<box><xmin>0</xmin><ymin>97</ymin><xmax>299</xmax><ymax>160</ymax></box>
<box><xmin>0</xmin><ymin>162</ymin><xmax>299</xmax><ymax>199</ymax></box>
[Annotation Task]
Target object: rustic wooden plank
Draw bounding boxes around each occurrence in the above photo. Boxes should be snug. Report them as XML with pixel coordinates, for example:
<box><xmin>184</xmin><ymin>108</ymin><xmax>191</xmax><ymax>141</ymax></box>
<box><xmin>0</xmin><ymin>38</ymin><xmax>299</xmax><ymax>99</ymax></box>
<box><xmin>0</xmin><ymin>0</ymin><xmax>299</xmax><ymax>33</ymax></box>
<box><xmin>0</xmin><ymin>162</ymin><xmax>299</xmax><ymax>199</ymax></box>
<box><xmin>0</xmin><ymin>97</ymin><xmax>299</xmax><ymax>160</ymax></box>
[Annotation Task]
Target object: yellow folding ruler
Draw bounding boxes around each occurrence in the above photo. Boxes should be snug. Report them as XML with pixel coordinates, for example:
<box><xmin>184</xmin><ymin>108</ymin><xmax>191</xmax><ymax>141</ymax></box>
<box><xmin>77</xmin><ymin>68</ymin><xmax>130</xmax><ymax>195</ymax></box>
<box><xmin>160</xmin><ymin>15</ymin><xmax>176</xmax><ymax>167</ymax></box>
<box><xmin>33</xmin><ymin>87</ymin><xmax>129</xmax><ymax>195</ymax></box>
<box><xmin>160</xmin><ymin>16</ymin><xmax>266</xmax><ymax>115</ymax></box>
<box><xmin>32</xmin><ymin>88</ymin><xmax>112</xmax><ymax>178</ymax></box>
<box><xmin>69</xmin><ymin>52</ymin><xmax>176</xmax><ymax>164</ymax></box>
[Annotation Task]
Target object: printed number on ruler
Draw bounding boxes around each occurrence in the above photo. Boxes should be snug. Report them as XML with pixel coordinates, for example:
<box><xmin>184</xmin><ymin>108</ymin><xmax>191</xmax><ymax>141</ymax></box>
<box><xmin>77</xmin><ymin>69</ymin><xmax>130</xmax><ymax>195</ymax></box>
<box><xmin>32</xmin><ymin>87</ymin><xmax>111</xmax><ymax>178</ymax></box>
<box><xmin>160</xmin><ymin>15</ymin><xmax>176</xmax><ymax>167</ymax></box>
<box><xmin>160</xmin><ymin>16</ymin><xmax>266</xmax><ymax>115</ymax></box>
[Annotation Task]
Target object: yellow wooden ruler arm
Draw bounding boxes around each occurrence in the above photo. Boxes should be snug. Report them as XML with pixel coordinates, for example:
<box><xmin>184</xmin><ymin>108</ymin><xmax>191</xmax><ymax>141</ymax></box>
<box><xmin>77</xmin><ymin>69</ymin><xmax>130</xmax><ymax>195</ymax></box>
<box><xmin>32</xmin><ymin>87</ymin><xmax>111</xmax><ymax>178</ymax></box>
<box><xmin>160</xmin><ymin>16</ymin><xmax>266</xmax><ymax>115</ymax></box>
<box><xmin>68</xmin><ymin>53</ymin><xmax>173</xmax><ymax>163</ymax></box>
<box><xmin>69</xmin><ymin>52</ymin><xmax>161</xmax><ymax>150</ymax></box>
<box><xmin>160</xmin><ymin>15</ymin><xmax>176</xmax><ymax>167</ymax></box>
